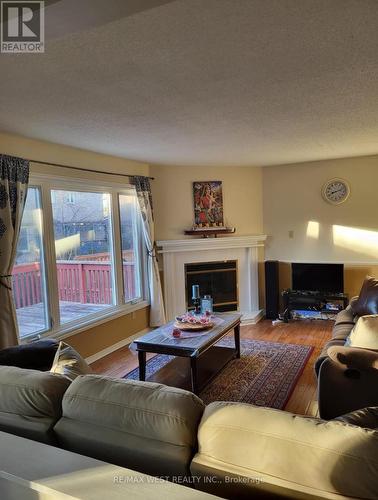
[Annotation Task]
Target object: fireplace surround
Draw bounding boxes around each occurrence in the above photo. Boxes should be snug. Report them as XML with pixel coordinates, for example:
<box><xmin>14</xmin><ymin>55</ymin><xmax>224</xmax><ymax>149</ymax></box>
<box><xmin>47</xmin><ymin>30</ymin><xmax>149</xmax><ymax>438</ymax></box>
<box><xmin>157</xmin><ymin>235</ymin><xmax>267</xmax><ymax>324</ymax></box>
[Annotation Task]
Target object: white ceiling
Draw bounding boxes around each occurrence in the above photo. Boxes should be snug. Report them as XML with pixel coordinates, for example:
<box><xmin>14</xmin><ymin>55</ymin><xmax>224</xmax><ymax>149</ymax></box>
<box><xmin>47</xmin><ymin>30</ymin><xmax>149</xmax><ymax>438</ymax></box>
<box><xmin>1</xmin><ymin>0</ymin><xmax>378</xmax><ymax>167</ymax></box>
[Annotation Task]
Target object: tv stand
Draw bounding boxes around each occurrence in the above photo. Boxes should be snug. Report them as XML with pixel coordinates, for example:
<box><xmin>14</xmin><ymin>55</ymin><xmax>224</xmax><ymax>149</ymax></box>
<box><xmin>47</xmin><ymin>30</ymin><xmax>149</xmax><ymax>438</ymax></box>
<box><xmin>282</xmin><ymin>290</ymin><xmax>348</xmax><ymax>323</ymax></box>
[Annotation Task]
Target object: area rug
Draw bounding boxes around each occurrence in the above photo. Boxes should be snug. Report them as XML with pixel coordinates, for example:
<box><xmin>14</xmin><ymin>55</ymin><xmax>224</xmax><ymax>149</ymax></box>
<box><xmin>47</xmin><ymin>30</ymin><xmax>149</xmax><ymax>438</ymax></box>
<box><xmin>125</xmin><ymin>339</ymin><xmax>313</xmax><ymax>409</ymax></box>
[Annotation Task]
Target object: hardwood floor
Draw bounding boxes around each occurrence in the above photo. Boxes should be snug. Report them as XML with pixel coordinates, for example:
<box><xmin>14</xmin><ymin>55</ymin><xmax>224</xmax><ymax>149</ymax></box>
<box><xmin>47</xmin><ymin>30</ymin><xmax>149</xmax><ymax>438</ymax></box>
<box><xmin>91</xmin><ymin>318</ymin><xmax>333</xmax><ymax>416</ymax></box>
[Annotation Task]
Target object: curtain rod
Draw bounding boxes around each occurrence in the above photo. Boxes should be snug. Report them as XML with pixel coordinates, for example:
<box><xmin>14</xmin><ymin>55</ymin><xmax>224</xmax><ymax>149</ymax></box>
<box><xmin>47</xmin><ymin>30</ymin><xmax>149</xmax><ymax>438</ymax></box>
<box><xmin>29</xmin><ymin>159</ymin><xmax>154</xmax><ymax>180</ymax></box>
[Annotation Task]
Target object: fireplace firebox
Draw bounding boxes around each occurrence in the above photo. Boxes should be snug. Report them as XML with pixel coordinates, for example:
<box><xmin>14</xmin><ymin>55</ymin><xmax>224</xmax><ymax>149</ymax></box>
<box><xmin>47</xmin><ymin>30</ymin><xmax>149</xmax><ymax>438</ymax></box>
<box><xmin>185</xmin><ymin>260</ymin><xmax>238</xmax><ymax>312</ymax></box>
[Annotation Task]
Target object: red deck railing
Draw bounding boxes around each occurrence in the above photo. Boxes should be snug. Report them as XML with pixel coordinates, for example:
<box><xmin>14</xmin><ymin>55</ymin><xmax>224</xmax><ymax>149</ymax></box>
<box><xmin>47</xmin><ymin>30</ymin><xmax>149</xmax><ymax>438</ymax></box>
<box><xmin>12</xmin><ymin>261</ymin><xmax>136</xmax><ymax>309</ymax></box>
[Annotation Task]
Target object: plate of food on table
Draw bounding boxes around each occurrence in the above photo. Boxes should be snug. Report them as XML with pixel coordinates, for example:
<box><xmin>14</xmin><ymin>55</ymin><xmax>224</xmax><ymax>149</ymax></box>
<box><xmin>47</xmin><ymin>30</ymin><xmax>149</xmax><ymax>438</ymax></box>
<box><xmin>174</xmin><ymin>312</ymin><xmax>214</xmax><ymax>331</ymax></box>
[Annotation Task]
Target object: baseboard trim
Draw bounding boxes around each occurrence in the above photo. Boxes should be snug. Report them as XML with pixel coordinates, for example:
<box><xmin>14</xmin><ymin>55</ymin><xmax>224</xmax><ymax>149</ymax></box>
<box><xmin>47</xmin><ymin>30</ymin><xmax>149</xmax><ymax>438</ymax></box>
<box><xmin>85</xmin><ymin>328</ymin><xmax>150</xmax><ymax>364</ymax></box>
<box><xmin>241</xmin><ymin>309</ymin><xmax>265</xmax><ymax>325</ymax></box>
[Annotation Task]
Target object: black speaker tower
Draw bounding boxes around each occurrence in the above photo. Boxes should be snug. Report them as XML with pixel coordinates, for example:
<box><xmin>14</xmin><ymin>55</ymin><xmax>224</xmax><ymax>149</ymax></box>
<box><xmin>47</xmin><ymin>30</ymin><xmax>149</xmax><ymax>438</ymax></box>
<box><xmin>265</xmin><ymin>261</ymin><xmax>280</xmax><ymax>319</ymax></box>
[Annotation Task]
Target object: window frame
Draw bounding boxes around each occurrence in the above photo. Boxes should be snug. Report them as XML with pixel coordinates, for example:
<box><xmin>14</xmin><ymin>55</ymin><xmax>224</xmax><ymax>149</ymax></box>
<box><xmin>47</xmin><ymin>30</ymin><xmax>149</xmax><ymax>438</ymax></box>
<box><xmin>18</xmin><ymin>174</ymin><xmax>148</xmax><ymax>342</ymax></box>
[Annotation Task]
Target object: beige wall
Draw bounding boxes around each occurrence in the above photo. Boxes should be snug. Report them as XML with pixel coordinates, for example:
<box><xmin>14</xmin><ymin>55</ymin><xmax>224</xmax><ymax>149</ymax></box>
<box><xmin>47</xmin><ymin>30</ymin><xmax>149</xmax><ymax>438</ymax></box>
<box><xmin>0</xmin><ymin>132</ymin><xmax>150</xmax><ymax>356</ymax></box>
<box><xmin>67</xmin><ymin>307</ymin><xmax>149</xmax><ymax>359</ymax></box>
<box><xmin>0</xmin><ymin>131</ymin><xmax>149</xmax><ymax>181</ymax></box>
<box><xmin>263</xmin><ymin>155</ymin><xmax>378</xmax><ymax>263</ymax></box>
<box><xmin>150</xmin><ymin>164</ymin><xmax>263</xmax><ymax>240</ymax></box>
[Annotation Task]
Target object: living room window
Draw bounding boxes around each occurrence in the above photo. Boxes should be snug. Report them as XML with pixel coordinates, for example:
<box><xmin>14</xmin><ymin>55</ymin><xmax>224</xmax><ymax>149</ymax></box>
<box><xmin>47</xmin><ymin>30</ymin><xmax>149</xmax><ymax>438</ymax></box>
<box><xmin>13</xmin><ymin>177</ymin><xmax>147</xmax><ymax>340</ymax></box>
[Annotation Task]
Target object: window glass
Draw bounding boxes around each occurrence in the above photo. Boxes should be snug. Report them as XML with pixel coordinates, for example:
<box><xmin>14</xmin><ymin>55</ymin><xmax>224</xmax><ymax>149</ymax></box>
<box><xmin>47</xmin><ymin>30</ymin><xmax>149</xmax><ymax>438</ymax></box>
<box><xmin>13</xmin><ymin>187</ymin><xmax>49</xmax><ymax>337</ymax></box>
<box><xmin>51</xmin><ymin>190</ymin><xmax>115</xmax><ymax>324</ymax></box>
<box><xmin>119</xmin><ymin>193</ymin><xmax>142</xmax><ymax>302</ymax></box>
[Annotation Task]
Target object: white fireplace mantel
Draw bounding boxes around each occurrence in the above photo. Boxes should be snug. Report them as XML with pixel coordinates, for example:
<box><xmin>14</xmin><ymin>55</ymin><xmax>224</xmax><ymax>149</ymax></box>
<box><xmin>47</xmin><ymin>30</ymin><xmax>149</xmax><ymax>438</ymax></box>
<box><xmin>157</xmin><ymin>235</ymin><xmax>267</xmax><ymax>324</ymax></box>
<box><xmin>157</xmin><ymin>235</ymin><xmax>267</xmax><ymax>253</ymax></box>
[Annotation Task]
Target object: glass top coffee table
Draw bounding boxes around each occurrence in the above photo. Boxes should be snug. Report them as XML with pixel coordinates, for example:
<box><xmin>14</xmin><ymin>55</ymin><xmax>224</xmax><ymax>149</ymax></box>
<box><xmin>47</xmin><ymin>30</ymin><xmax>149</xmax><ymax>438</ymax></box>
<box><xmin>133</xmin><ymin>313</ymin><xmax>242</xmax><ymax>394</ymax></box>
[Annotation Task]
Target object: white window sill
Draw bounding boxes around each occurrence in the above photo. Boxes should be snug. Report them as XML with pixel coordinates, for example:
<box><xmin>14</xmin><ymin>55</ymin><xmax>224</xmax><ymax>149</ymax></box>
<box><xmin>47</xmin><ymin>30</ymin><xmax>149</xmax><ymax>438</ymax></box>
<box><xmin>22</xmin><ymin>300</ymin><xmax>150</xmax><ymax>344</ymax></box>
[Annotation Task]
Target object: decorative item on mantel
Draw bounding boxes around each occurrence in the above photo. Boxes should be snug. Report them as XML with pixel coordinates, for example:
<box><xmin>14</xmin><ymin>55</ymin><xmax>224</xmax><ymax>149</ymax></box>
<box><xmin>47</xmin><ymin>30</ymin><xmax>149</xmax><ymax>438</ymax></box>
<box><xmin>184</xmin><ymin>224</ymin><xmax>236</xmax><ymax>238</ymax></box>
<box><xmin>185</xmin><ymin>180</ymin><xmax>235</xmax><ymax>237</ymax></box>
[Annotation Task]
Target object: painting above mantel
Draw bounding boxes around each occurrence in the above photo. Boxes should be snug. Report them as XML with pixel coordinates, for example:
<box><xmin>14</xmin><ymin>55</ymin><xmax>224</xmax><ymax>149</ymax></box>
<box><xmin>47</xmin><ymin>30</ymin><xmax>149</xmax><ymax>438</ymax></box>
<box><xmin>193</xmin><ymin>181</ymin><xmax>224</xmax><ymax>226</ymax></box>
<box><xmin>188</xmin><ymin>180</ymin><xmax>235</xmax><ymax>237</ymax></box>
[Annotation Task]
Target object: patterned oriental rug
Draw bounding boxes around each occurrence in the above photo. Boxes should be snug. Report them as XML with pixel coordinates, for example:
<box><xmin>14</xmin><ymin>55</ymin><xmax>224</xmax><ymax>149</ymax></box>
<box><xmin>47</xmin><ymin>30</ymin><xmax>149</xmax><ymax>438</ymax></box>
<box><xmin>125</xmin><ymin>338</ymin><xmax>313</xmax><ymax>409</ymax></box>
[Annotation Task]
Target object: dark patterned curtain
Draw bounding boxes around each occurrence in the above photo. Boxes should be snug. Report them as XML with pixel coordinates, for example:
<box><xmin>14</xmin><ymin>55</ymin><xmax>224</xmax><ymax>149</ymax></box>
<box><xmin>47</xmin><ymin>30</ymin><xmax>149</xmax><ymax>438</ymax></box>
<box><xmin>0</xmin><ymin>155</ymin><xmax>29</xmax><ymax>348</ymax></box>
<box><xmin>131</xmin><ymin>176</ymin><xmax>165</xmax><ymax>327</ymax></box>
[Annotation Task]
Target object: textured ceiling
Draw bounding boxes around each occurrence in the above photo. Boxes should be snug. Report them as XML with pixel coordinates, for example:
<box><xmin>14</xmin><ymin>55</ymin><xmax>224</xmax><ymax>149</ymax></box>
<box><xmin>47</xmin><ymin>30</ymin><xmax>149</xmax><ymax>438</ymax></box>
<box><xmin>0</xmin><ymin>0</ymin><xmax>378</xmax><ymax>166</ymax></box>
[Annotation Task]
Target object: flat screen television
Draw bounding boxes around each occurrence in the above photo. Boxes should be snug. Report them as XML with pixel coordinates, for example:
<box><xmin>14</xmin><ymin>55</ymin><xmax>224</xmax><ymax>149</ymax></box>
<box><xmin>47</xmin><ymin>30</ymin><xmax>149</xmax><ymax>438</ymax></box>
<box><xmin>292</xmin><ymin>263</ymin><xmax>344</xmax><ymax>293</ymax></box>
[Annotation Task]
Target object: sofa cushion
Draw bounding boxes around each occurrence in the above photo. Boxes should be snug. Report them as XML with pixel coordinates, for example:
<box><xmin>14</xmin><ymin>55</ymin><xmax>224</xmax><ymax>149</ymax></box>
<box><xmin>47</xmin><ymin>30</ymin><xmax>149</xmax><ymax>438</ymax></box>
<box><xmin>50</xmin><ymin>342</ymin><xmax>92</xmax><ymax>381</ymax></box>
<box><xmin>54</xmin><ymin>375</ymin><xmax>205</xmax><ymax>478</ymax></box>
<box><xmin>346</xmin><ymin>314</ymin><xmax>378</xmax><ymax>350</ymax></box>
<box><xmin>0</xmin><ymin>366</ymin><xmax>70</xmax><ymax>444</ymax></box>
<box><xmin>332</xmin><ymin>321</ymin><xmax>354</xmax><ymax>341</ymax></box>
<box><xmin>335</xmin><ymin>407</ymin><xmax>378</xmax><ymax>430</ymax></box>
<box><xmin>0</xmin><ymin>339</ymin><xmax>59</xmax><ymax>371</ymax></box>
<box><xmin>191</xmin><ymin>402</ymin><xmax>378</xmax><ymax>499</ymax></box>
<box><xmin>351</xmin><ymin>276</ymin><xmax>378</xmax><ymax>316</ymax></box>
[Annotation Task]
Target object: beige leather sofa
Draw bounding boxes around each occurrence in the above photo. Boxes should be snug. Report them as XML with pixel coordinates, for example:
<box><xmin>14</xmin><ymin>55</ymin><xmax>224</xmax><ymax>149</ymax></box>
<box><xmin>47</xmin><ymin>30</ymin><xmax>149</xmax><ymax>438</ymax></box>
<box><xmin>0</xmin><ymin>365</ymin><xmax>377</xmax><ymax>500</ymax></box>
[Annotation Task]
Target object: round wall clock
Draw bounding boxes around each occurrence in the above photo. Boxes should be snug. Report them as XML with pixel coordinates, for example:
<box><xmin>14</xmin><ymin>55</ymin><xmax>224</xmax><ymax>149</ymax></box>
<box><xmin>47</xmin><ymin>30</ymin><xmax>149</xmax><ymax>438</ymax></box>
<box><xmin>322</xmin><ymin>178</ymin><xmax>350</xmax><ymax>205</ymax></box>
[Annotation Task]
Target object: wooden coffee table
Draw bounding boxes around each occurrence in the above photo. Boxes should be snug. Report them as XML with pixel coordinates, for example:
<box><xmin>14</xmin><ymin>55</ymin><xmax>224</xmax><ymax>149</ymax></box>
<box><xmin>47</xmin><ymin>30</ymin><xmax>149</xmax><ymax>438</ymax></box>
<box><xmin>133</xmin><ymin>313</ymin><xmax>242</xmax><ymax>394</ymax></box>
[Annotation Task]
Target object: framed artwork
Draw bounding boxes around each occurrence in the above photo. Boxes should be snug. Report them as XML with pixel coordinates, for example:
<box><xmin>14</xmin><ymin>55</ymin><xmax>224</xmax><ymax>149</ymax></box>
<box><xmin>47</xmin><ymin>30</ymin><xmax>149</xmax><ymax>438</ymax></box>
<box><xmin>193</xmin><ymin>181</ymin><xmax>224</xmax><ymax>226</ymax></box>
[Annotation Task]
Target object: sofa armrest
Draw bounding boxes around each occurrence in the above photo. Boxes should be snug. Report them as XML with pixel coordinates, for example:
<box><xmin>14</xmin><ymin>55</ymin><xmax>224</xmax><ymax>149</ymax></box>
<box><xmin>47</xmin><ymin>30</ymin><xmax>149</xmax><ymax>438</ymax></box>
<box><xmin>318</xmin><ymin>348</ymin><xmax>378</xmax><ymax>420</ymax></box>
<box><xmin>335</xmin><ymin>407</ymin><xmax>378</xmax><ymax>430</ymax></box>
<box><xmin>327</xmin><ymin>345</ymin><xmax>378</xmax><ymax>371</ymax></box>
